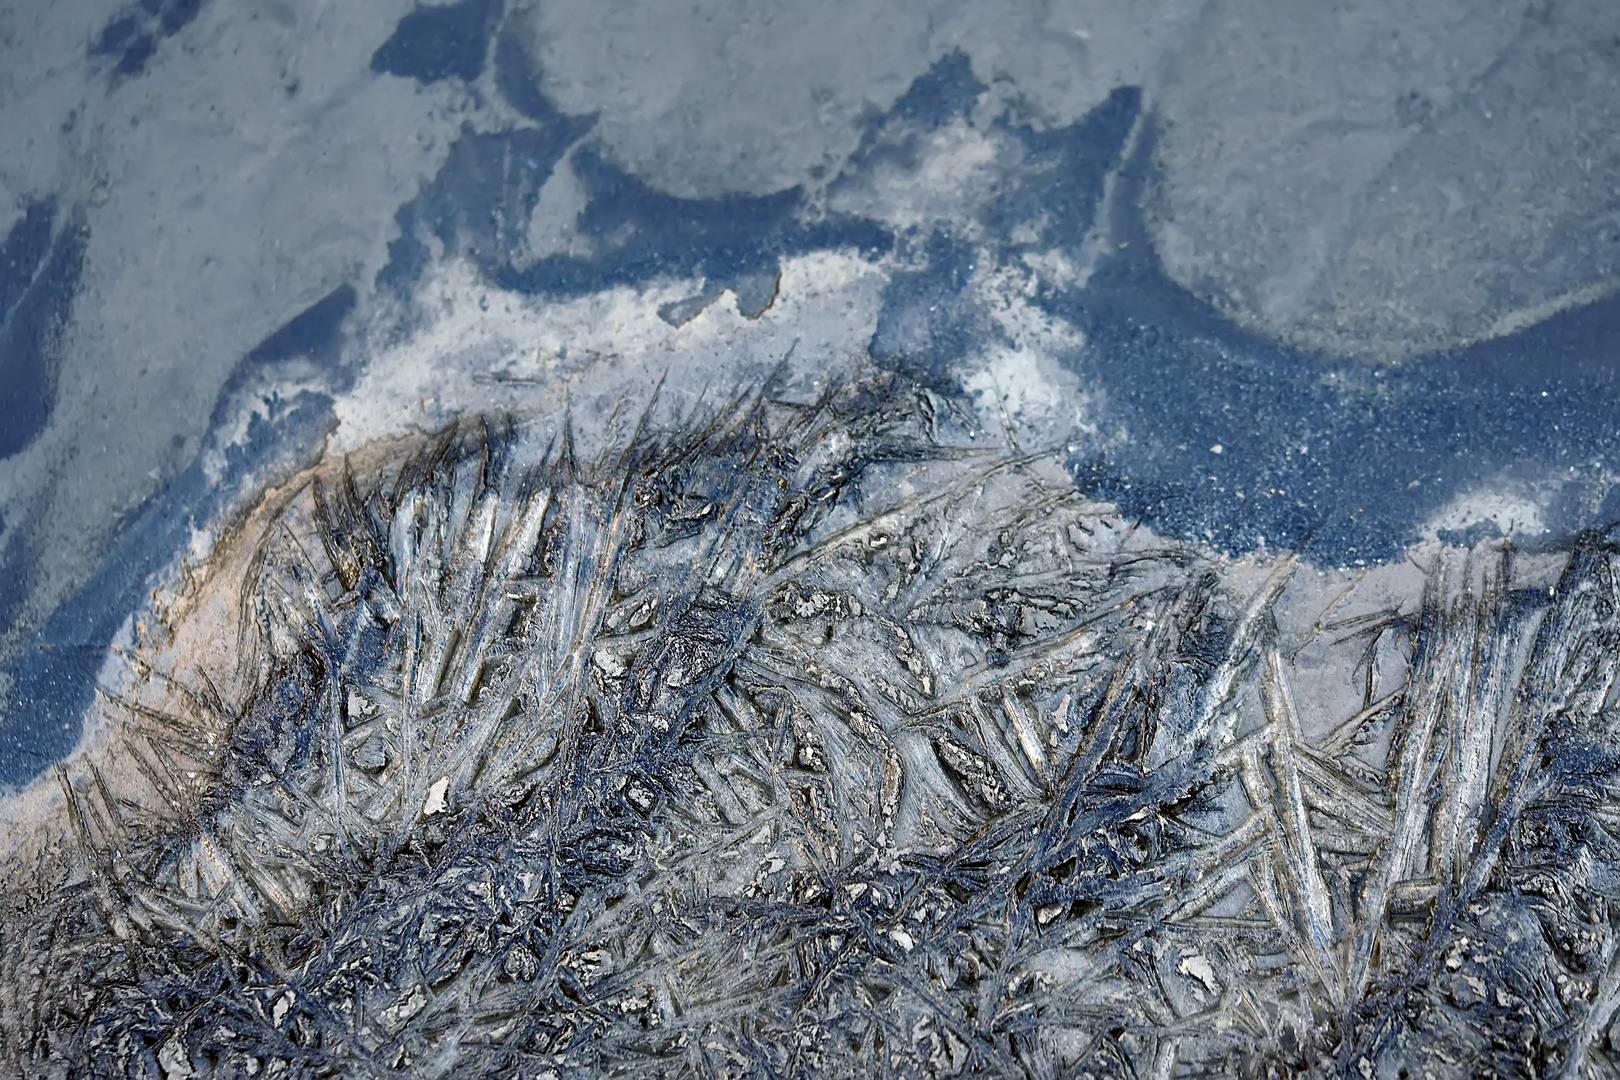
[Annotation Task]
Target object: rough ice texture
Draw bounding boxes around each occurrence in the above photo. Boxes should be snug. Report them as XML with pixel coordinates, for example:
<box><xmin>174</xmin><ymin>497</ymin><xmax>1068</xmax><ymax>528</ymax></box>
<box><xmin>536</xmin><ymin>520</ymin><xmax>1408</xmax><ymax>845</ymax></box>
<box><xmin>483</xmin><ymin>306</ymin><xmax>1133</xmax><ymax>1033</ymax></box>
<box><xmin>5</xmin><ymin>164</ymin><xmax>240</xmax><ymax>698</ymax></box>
<box><xmin>4</xmin><ymin>371</ymin><xmax>1620</xmax><ymax>1078</ymax></box>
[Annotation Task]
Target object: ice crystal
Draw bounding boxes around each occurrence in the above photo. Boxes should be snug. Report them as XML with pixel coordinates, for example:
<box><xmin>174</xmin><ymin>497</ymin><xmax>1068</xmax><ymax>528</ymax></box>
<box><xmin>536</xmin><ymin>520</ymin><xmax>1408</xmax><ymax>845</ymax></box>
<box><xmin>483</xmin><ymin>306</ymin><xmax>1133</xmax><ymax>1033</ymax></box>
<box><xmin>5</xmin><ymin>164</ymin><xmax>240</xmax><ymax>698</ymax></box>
<box><xmin>4</xmin><ymin>371</ymin><xmax>1620</xmax><ymax>1078</ymax></box>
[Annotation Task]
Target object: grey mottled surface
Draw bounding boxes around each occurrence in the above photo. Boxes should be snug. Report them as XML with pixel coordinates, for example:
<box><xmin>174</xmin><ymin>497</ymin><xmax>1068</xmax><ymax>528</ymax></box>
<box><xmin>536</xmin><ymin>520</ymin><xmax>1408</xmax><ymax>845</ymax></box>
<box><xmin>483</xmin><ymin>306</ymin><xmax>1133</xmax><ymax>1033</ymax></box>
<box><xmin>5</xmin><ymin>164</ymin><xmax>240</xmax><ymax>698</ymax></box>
<box><xmin>2</xmin><ymin>1</ymin><xmax>1620</xmax><ymax>1075</ymax></box>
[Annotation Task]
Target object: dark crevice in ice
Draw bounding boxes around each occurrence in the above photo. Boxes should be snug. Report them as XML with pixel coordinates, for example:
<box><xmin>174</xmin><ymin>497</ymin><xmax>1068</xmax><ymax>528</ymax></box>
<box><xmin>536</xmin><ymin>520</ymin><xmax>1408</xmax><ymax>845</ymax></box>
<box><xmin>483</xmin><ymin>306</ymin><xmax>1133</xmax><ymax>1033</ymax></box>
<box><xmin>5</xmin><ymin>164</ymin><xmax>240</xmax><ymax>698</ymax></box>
<box><xmin>243</xmin><ymin>282</ymin><xmax>355</xmax><ymax>368</ymax></box>
<box><xmin>989</xmin><ymin>84</ymin><xmax>1143</xmax><ymax>255</ymax></box>
<box><xmin>493</xmin><ymin>21</ymin><xmax>575</xmax><ymax>127</ymax></box>
<box><xmin>371</xmin><ymin>0</ymin><xmax>502</xmax><ymax>85</ymax></box>
<box><xmin>378</xmin><ymin>122</ymin><xmax>589</xmax><ymax>299</ymax></box>
<box><xmin>90</xmin><ymin>0</ymin><xmax>206</xmax><ymax>77</ymax></box>
<box><xmin>843</xmin><ymin>49</ymin><xmax>985</xmax><ymax>176</ymax></box>
<box><xmin>209</xmin><ymin>282</ymin><xmax>359</xmax><ymax>435</ymax></box>
<box><xmin>0</xmin><ymin>199</ymin><xmax>87</xmax><ymax>460</ymax></box>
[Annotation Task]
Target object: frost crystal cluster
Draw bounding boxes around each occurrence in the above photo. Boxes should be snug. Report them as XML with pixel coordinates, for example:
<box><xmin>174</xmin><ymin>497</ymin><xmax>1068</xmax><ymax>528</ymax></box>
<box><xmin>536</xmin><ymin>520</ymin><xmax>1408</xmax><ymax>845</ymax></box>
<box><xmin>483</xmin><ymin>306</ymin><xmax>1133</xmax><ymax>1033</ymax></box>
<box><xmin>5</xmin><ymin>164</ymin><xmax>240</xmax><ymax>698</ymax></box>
<box><xmin>4</xmin><ymin>372</ymin><xmax>1620</xmax><ymax>1078</ymax></box>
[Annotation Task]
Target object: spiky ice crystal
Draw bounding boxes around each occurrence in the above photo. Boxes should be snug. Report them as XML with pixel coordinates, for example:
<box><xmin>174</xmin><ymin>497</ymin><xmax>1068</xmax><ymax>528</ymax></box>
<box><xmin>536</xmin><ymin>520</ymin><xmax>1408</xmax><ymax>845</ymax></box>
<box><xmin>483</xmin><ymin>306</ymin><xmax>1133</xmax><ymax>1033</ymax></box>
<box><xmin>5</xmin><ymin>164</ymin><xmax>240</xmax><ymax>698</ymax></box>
<box><xmin>4</xmin><ymin>372</ymin><xmax>1620</xmax><ymax>1078</ymax></box>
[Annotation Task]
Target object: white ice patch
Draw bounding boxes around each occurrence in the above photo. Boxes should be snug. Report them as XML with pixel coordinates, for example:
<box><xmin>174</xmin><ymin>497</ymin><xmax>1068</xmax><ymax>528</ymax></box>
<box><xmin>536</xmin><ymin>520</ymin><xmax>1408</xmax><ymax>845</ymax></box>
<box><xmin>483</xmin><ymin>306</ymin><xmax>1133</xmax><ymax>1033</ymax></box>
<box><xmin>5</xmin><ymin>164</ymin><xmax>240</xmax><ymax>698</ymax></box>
<box><xmin>330</xmin><ymin>250</ymin><xmax>888</xmax><ymax>454</ymax></box>
<box><xmin>1019</xmin><ymin>248</ymin><xmax>1091</xmax><ymax>294</ymax></box>
<box><xmin>1177</xmin><ymin>953</ymin><xmax>1220</xmax><ymax>994</ymax></box>
<box><xmin>828</xmin><ymin>120</ymin><xmax>1004</xmax><ymax>233</ymax></box>
<box><xmin>960</xmin><ymin>261</ymin><xmax>1095</xmax><ymax>448</ymax></box>
<box><xmin>422</xmin><ymin>777</ymin><xmax>450</xmax><ymax>817</ymax></box>
<box><xmin>1424</xmin><ymin>485</ymin><xmax>1548</xmax><ymax>542</ymax></box>
<box><xmin>962</xmin><ymin>346</ymin><xmax>1056</xmax><ymax>423</ymax></box>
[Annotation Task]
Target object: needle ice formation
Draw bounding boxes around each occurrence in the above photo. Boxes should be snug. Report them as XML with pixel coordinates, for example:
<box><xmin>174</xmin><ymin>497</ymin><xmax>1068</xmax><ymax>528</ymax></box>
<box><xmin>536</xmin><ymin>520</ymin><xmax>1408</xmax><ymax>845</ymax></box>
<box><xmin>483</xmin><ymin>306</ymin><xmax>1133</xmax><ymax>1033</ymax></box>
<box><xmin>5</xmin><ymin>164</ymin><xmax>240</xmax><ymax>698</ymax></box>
<box><xmin>4</xmin><ymin>367</ymin><xmax>1619</xmax><ymax>1078</ymax></box>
